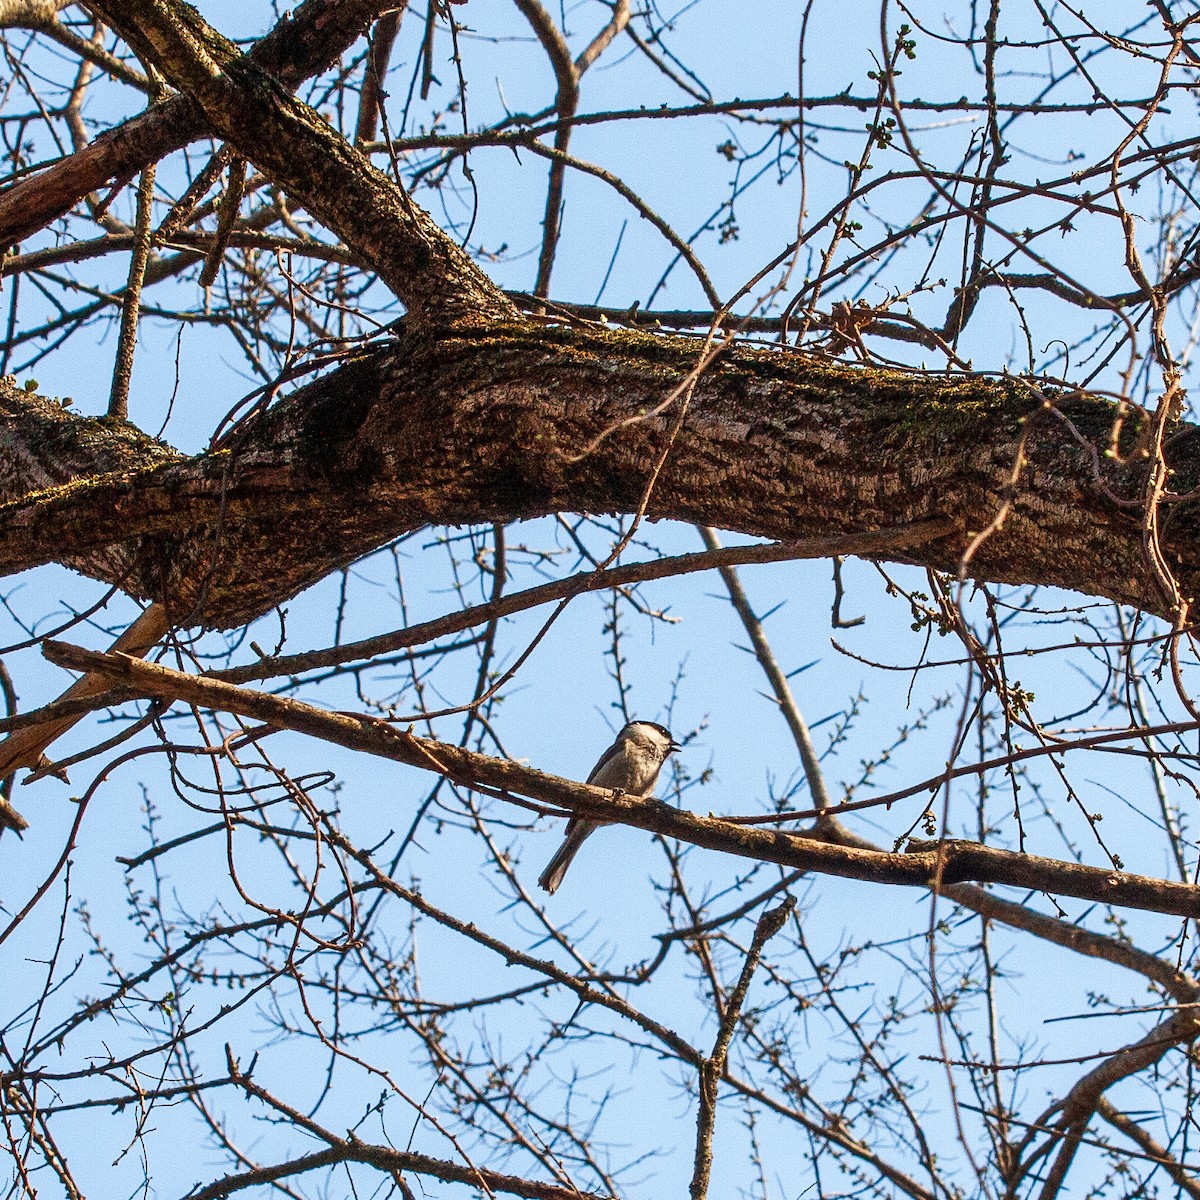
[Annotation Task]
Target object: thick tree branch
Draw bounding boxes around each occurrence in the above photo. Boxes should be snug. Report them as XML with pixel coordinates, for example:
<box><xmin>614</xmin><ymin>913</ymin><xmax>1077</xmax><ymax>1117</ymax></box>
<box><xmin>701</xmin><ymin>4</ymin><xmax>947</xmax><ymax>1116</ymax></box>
<box><xmin>0</xmin><ymin>324</ymin><xmax>1189</xmax><ymax>629</ymax></box>
<box><xmin>0</xmin><ymin>0</ymin><xmax>66</xmax><ymax>26</ymax></box>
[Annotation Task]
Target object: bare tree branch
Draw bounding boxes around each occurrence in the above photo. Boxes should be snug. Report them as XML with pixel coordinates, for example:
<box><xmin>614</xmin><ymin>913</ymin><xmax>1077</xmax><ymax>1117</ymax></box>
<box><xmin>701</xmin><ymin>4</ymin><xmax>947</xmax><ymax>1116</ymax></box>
<box><xmin>36</xmin><ymin>639</ymin><xmax>1200</xmax><ymax>920</ymax></box>
<box><xmin>87</xmin><ymin>0</ymin><xmax>515</xmax><ymax>326</ymax></box>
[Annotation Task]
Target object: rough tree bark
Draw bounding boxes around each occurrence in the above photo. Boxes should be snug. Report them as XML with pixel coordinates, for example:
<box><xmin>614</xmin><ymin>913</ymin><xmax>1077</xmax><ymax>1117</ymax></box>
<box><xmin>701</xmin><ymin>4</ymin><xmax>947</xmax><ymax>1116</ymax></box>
<box><xmin>0</xmin><ymin>324</ymin><xmax>1188</xmax><ymax>629</ymax></box>
<box><xmin>0</xmin><ymin>0</ymin><xmax>1185</xmax><ymax>635</ymax></box>
<box><xmin>6</xmin><ymin>5</ymin><xmax>1200</xmax><ymax>1199</ymax></box>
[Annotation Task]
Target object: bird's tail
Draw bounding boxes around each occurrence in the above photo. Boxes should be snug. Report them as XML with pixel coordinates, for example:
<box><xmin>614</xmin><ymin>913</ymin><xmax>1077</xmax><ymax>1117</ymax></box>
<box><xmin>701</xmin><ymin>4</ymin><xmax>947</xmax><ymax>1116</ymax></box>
<box><xmin>537</xmin><ymin>822</ymin><xmax>594</xmax><ymax>894</ymax></box>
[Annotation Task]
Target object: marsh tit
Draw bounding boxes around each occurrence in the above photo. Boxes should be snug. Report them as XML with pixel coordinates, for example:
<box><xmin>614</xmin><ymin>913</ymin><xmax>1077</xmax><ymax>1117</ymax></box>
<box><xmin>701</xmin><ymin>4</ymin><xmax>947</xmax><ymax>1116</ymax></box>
<box><xmin>537</xmin><ymin>720</ymin><xmax>680</xmax><ymax>894</ymax></box>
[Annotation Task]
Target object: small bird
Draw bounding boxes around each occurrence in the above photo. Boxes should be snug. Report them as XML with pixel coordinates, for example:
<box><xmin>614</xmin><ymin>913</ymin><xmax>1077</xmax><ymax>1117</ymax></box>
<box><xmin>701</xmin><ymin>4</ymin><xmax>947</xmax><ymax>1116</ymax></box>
<box><xmin>538</xmin><ymin>720</ymin><xmax>680</xmax><ymax>894</ymax></box>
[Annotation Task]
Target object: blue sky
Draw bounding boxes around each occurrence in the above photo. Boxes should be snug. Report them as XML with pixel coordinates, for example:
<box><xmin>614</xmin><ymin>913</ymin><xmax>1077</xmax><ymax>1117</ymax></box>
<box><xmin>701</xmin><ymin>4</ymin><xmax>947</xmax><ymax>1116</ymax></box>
<box><xmin>3</xmin><ymin>3</ymin><xmax>1199</xmax><ymax>1197</ymax></box>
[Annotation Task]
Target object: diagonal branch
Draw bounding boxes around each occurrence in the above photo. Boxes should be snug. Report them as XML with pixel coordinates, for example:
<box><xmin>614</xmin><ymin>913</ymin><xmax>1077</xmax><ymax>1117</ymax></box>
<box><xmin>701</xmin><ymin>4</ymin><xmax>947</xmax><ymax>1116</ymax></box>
<box><xmin>513</xmin><ymin>0</ymin><xmax>579</xmax><ymax>299</ymax></box>
<box><xmin>0</xmin><ymin>0</ymin><xmax>395</xmax><ymax>248</ymax></box>
<box><xmin>353</xmin><ymin>5</ymin><xmax>407</xmax><ymax>146</ymax></box>
<box><xmin>698</xmin><ymin>525</ymin><xmax>834</xmax><ymax>813</ymax></box>
<box><xmin>514</xmin><ymin>0</ymin><xmax>631</xmax><ymax>298</ymax></box>
<box><xmin>87</xmin><ymin>0</ymin><xmax>515</xmax><ymax>326</ymax></box>
<box><xmin>213</xmin><ymin>521</ymin><xmax>956</xmax><ymax>683</ymax></box>
<box><xmin>0</xmin><ymin>604</ymin><xmax>167</xmax><ymax>833</ymax></box>
<box><xmin>690</xmin><ymin>897</ymin><xmax>794</xmax><ymax>1200</ymax></box>
<box><xmin>1024</xmin><ymin>1005</ymin><xmax>1200</xmax><ymax>1199</ymax></box>
<box><xmin>183</xmin><ymin>1133</ymin><xmax>609</xmax><ymax>1200</ymax></box>
<box><xmin>36</xmin><ymin>640</ymin><xmax>1200</xmax><ymax>919</ymax></box>
<box><xmin>1095</xmin><ymin>1097</ymin><xmax>1200</xmax><ymax>1199</ymax></box>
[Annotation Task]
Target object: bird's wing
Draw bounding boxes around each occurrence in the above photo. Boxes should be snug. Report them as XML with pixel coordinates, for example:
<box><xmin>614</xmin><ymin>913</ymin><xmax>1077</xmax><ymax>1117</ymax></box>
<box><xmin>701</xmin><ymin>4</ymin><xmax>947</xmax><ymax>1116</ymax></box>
<box><xmin>552</xmin><ymin>739</ymin><xmax>623</xmax><ymax>843</ymax></box>
<box><xmin>585</xmin><ymin>739</ymin><xmax>624</xmax><ymax>785</ymax></box>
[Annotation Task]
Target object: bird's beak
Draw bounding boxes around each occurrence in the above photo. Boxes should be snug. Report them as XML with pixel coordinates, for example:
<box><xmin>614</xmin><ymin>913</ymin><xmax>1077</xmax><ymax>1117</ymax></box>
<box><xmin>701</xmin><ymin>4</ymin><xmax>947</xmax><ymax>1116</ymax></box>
<box><xmin>669</xmin><ymin>740</ymin><xmax>682</xmax><ymax>754</ymax></box>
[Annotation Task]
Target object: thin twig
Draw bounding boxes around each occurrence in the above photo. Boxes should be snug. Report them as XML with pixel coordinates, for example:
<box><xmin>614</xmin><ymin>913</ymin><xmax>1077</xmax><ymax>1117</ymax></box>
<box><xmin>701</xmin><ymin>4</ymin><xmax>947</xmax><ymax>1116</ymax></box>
<box><xmin>699</xmin><ymin>526</ymin><xmax>833</xmax><ymax>814</ymax></box>
<box><xmin>107</xmin><ymin>163</ymin><xmax>155</xmax><ymax>420</ymax></box>
<box><xmin>689</xmin><ymin>897</ymin><xmax>795</xmax><ymax>1200</ymax></box>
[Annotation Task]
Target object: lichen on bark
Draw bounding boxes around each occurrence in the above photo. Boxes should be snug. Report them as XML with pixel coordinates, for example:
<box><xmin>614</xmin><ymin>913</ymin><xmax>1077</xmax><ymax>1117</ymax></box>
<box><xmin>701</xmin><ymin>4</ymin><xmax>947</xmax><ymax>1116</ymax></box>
<box><xmin>0</xmin><ymin>324</ymin><xmax>1183</xmax><ymax>628</ymax></box>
